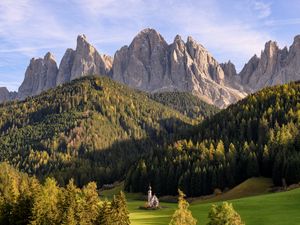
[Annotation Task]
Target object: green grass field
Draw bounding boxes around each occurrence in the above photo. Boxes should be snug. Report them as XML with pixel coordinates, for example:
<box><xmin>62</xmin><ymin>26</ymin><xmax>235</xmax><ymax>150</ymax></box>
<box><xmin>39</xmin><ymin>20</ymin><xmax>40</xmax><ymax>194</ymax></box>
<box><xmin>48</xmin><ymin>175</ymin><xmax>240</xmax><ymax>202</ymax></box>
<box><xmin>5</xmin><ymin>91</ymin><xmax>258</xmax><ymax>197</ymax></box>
<box><xmin>102</xmin><ymin>179</ymin><xmax>300</xmax><ymax>225</ymax></box>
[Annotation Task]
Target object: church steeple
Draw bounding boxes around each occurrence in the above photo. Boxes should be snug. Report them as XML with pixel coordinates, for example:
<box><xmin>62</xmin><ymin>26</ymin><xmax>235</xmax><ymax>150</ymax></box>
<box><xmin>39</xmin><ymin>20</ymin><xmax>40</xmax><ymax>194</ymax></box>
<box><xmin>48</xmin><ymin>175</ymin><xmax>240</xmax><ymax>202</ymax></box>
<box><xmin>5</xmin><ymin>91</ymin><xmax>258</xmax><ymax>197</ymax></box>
<box><xmin>148</xmin><ymin>185</ymin><xmax>152</xmax><ymax>205</ymax></box>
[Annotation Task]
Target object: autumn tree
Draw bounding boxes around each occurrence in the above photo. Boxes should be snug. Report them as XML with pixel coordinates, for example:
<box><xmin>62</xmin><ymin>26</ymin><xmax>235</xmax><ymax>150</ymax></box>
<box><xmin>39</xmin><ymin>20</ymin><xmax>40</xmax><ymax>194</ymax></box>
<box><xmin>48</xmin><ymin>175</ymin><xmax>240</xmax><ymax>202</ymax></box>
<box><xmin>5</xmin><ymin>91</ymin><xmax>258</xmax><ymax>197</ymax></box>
<box><xmin>169</xmin><ymin>189</ymin><xmax>197</xmax><ymax>225</ymax></box>
<box><xmin>207</xmin><ymin>202</ymin><xmax>244</xmax><ymax>225</ymax></box>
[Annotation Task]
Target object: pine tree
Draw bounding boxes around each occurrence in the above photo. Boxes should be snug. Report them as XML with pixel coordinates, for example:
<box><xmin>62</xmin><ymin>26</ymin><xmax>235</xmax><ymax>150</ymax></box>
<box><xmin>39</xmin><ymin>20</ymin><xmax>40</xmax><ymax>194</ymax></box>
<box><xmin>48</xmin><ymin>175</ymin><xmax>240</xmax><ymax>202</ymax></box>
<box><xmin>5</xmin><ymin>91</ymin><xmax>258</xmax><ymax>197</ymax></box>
<box><xmin>30</xmin><ymin>178</ymin><xmax>61</xmax><ymax>225</ymax></box>
<box><xmin>207</xmin><ymin>202</ymin><xmax>244</xmax><ymax>225</ymax></box>
<box><xmin>72</xmin><ymin>182</ymin><xmax>101</xmax><ymax>225</ymax></box>
<box><xmin>110</xmin><ymin>191</ymin><xmax>130</xmax><ymax>225</ymax></box>
<box><xmin>169</xmin><ymin>189</ymin><xmax>197</xmax><ymax>225</ymax></box>
<box><xmin>97</xmin><ymin>200</ymin><xmax>113</xmax><ymax>225</ymax></box>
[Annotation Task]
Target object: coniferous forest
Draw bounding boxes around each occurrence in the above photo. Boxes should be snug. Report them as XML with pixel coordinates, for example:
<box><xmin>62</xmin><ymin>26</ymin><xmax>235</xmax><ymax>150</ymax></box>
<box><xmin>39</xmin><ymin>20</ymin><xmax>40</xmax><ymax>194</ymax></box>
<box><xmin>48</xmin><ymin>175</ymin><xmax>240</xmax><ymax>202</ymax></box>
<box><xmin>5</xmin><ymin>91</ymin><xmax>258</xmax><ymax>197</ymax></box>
<box><xmin>0</xmin><ymin>76</ymin><xmax>300</xmax><ymax>199</ymax></box>
<box><xmin>0</xmin><ymin>76</ymin><xmax>197</xmax><ymax>187</ymax></box>
<box><xmin>125</xmin><ymin>82</ymin><xmax>300</xmax><ymax>196</ymax></box>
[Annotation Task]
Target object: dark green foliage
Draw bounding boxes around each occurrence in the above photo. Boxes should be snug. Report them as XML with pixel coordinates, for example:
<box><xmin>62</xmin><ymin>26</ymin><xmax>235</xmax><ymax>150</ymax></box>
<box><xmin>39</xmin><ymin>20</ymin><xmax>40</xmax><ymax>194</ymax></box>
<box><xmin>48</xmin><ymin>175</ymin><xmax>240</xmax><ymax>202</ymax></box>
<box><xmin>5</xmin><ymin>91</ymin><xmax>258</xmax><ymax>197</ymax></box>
<box><xmin>126</xmin><ymin>82</ymin><xmax>300</xmax><ymax>196</ymax></box>
<box><xmin>150</xmin><ymin>92</ymin><xmax>219</xmax><ymax>120</ymax></box>
<box><xmin>0</xmin><ymin>76</ymin><xmax>194</xmax><ymax>187</ymax></box>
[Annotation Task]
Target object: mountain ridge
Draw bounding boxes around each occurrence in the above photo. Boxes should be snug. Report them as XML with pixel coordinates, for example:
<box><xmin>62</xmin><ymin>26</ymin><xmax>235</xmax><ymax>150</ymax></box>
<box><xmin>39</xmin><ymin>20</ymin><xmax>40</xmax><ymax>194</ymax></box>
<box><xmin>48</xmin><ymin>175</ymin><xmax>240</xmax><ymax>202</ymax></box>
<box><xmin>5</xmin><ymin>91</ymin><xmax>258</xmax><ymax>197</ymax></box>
<box><xmin>1</xmin><ymin>28</ymin><xmax>300</xmax><ymax>108</ymax></box>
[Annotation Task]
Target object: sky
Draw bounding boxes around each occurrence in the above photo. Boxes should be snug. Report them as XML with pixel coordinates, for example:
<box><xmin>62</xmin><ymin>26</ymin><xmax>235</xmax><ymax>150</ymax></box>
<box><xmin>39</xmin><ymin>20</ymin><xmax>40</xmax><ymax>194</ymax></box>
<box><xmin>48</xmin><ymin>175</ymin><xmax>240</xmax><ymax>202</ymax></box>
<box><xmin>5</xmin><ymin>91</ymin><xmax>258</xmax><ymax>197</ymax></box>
<box><xmin>0</xmin><ymin>0</ymin><xmax>300</xmax><ymax>91</ymax></box>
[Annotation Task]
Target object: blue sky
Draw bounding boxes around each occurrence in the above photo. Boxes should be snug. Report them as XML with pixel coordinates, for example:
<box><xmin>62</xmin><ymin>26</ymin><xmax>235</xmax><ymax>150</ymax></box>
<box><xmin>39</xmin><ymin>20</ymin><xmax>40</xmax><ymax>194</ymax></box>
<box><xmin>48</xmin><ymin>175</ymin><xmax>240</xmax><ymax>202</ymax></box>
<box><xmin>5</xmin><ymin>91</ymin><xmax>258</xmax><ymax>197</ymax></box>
<box><xmin>0</xmin><ymin>0</ymin><xmax>300</xmax><ymax>91</ymax></box>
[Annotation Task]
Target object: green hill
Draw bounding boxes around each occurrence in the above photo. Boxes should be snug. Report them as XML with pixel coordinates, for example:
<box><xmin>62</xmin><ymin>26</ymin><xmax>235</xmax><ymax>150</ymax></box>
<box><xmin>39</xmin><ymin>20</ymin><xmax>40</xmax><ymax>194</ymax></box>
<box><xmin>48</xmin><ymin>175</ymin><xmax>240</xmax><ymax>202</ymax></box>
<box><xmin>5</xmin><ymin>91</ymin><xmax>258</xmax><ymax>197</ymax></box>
<box><xmin>125</xmin><ymin>82</ymin><xmax>300</xmax><ymax>196</ymax></box>
<box><xmin>150</xmin><ymin>92</ymin><xmax>219</xmax><ymax>120</ymax></box>
<box><xmin>0</xmin><ymin>76</ymin><xmax>196</xmax><ymax>186</ymax></box>
<box><xmin>192</xmin><ymin>177</ymin><xmax>273</xmax><ymax>204</ymax></box>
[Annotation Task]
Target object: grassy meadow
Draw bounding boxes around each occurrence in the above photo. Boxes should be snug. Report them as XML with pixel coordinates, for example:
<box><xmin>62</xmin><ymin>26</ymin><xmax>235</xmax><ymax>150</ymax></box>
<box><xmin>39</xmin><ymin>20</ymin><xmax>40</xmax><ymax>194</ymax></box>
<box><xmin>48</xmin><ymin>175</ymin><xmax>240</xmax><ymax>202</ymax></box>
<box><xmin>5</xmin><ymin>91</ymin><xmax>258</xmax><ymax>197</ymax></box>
<box><xmin>102</xmin><ymin>178</ymin><xmax>300</xmax><ymax>225</ymax></box>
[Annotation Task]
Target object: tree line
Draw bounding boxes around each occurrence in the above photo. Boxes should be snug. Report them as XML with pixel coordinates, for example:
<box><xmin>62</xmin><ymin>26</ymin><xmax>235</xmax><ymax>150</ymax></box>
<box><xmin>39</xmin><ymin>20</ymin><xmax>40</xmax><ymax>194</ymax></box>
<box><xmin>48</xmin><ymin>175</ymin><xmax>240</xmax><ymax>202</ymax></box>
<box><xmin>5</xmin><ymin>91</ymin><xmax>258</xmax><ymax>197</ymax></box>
<box><xmin>0</xmin><ymin>162</ymin><xmax>130</xmax><ymax>225</ymax></box>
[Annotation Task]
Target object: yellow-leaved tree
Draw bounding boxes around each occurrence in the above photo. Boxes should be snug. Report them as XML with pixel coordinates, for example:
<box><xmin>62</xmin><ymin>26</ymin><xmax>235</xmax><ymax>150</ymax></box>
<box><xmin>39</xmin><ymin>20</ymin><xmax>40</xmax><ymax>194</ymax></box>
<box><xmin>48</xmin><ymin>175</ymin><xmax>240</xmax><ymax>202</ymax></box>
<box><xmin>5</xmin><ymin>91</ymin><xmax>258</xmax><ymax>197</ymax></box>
<box><xmin>169</xmin><ymin>189</ymin><xmax>197</xmax><ymax>225</ymax></box>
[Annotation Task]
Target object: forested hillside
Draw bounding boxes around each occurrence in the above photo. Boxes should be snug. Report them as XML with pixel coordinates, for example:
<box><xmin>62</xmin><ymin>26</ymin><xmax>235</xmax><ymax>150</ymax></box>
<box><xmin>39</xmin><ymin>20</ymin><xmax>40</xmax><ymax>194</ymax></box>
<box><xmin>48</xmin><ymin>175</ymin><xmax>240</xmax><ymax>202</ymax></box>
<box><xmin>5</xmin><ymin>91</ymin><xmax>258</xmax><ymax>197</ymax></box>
<box><xmin>0</xmin><ymin>76</ymin><xmax>196</xmax><ymax>187</ymax></box>
<box><xmin>125</xmin><ymin>82</ymin><xmax>300</xmax><ymax>196</ymax></box>
<box><xmin>150</xmin><ymin>92</ymin><xmax>220</xmax><ymax>120</ymax></box>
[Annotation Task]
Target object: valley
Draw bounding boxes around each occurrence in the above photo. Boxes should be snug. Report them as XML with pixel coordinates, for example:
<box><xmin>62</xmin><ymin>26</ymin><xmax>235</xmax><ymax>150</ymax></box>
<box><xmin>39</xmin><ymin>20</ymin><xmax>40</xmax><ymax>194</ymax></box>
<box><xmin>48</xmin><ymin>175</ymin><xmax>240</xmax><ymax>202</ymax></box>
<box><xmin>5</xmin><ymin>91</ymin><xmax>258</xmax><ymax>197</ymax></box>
<box><xmin>1</xmin><ymin>4</ymin><xmax>300</xmax><ymax>223</ymax></box>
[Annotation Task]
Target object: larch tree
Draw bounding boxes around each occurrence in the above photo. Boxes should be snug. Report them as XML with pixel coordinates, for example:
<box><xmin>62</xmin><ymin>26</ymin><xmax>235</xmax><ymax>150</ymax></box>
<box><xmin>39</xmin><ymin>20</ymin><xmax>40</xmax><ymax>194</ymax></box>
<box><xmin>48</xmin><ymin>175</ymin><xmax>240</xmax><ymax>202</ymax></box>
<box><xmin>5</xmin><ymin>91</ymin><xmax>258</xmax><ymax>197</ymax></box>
<box><xmin>169</xmin><ymin>189</ymin><xmax>197</xmax><ymax>225</ymax></box>
<box><xmin>110</xmin><ymin>191</ymin><xmax>130</xmax><ymax>225</ymax></box>
<box><xmin>207</xmin><ymin>202</ymin><xmax>244</xmax><ymax>225</ymax></box>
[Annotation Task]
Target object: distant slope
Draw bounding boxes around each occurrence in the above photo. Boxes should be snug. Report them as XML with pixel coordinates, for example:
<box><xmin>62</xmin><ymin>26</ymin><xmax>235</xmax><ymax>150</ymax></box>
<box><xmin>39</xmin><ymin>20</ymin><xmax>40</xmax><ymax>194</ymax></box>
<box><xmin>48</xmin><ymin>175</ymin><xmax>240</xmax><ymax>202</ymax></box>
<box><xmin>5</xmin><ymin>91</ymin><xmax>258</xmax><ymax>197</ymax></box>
<box><xmin>0</xmin><ymin>76</ymin><xmax>193</xmax><ymax>186</ymax></box>
<box><xmin>150</xmin><ymin>92</ymin><xmax>220</xmax><ymax>120</ymax></box>
<box><xmin>192</xmin><ymin>177</ymin><xmax>273</xmax><ymax>204</ymax></box>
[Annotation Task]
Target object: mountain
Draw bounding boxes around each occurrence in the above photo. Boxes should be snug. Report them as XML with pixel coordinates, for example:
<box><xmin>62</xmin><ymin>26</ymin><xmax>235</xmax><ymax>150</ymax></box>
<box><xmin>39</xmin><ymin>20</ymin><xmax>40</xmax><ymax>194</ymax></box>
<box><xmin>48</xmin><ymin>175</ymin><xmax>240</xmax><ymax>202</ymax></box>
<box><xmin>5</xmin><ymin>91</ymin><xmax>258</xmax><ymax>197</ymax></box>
<box><xmin>18</xmin><ymin>52</ymin><xmax>58</xmax><ymax>99</ymax></box>
<box><xmin>0</xmin><ymin>29</ymin><xmax>246</xmax><ymax>108</ymax></box>
<box><xmin>1</xmin><ymin>28</ymin><xmax>300</xmax><ymax>107</ymax></box>
<box><xmin>16</xmin><ymin>35</ymin><xmax>113</xmax><ymax>100</ymax></box>
<box><xmin>0</xmin><ymin>87</ymin><xmax>17</xmax><ymax>102</ymax></box>
<box><xmin>113</xmin><ymin>29</ymin><xmax>246</xmax><ymax>108</ymax></box>
<box><xmin>125</xmin><ymin>81</ymin><xmax>300</xmax><ymax>196</ymax></box>
<box><xmin>237</xmin><ymin>36</ymin><xmax>300</xmax><ymax>92</ymax></box>
<box><xmin>56</xmin><ymin>34</ymin><xmax>113</xmax><ymax>85</ymax></box>
<box><xmin>150</xmin><ymin>91</ymin><xmax>219</xmax><ymax>120</ymax></box>
<box><xmin>0</xmin><ymin>76</ymin><xmax>198</xmax><ymax>186</ymax></box>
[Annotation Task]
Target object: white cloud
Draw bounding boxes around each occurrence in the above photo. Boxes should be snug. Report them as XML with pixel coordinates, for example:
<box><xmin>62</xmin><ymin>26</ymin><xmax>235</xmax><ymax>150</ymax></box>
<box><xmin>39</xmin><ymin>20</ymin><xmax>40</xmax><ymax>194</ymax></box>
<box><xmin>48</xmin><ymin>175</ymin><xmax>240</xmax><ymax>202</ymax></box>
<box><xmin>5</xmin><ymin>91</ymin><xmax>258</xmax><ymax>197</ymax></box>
<box><xmin>0</xmin><ymin>1</ymin><xmax>73</xmax><ymax>57</ymax></box>
<box><xmin>264</xmin><ymin>18</ymin><xmax>300</xmax><ymax>27</ymax></box>
<box><xmin>253</xmin><ymin>1</ymin><xmax>272</xmax><ymax>19</ymax></box>
<box><xmin>158</xmin><ymin>1</ymin><xmax>271</xmax><ymax>69</ymax></box>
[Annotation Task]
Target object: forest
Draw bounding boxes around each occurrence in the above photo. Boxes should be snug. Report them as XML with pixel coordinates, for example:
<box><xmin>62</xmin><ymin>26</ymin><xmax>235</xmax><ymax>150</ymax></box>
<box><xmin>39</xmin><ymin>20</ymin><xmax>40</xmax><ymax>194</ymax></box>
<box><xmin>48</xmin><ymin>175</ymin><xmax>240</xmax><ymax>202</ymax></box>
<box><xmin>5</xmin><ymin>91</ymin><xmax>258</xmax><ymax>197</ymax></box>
<box><xmin>0</xmin><ymin>162</ymin><xmax>130</xmax><ymax>225</ymax></box>
<box><xmin>125</xmin><ymin>82</ymin><xmax>300</xmax><ymax>196</ymax></box>
<box><xmin>0</xmin><ymin>76</ymin><xmax>209</xmax><ymax>187</ymax></box>
<box><xmin>0</xmin><ymin>76</ymin><xmax>299</xmax><ymax>198</ymax></box>
<box><xmin>150</xmin><ymin>92</ymin><xmax>219</xmax><ymax>120</ymax></box>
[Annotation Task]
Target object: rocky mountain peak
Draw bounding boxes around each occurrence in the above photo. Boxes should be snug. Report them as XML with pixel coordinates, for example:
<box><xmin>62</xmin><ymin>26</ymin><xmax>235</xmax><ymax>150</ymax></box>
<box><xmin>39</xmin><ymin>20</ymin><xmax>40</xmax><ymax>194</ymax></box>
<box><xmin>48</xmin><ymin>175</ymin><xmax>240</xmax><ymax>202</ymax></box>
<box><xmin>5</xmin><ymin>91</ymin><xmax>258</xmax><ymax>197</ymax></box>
<box><xmin>4</xmin><ymin>29</ymin><xmax>300</xmax><ymax>109</ymax></box>
<box><xmin>221</xmin><ymin>61</ymin><xmax>237</xmax><ymax>78</ymax></box>
<box><xmin>237</xmin><ymin>34</ymin><xmax>300</xmax><ymax>93</ymax></box>
<box><xmin>263</xmin><ymin>41</ymin><xmax>279</xmax><ymax>59</ymax></box>
<box><xmin>44</xmin><ymin>52</ymin><xmax>55</xmax><ymax>61</ymax></box>
<box><xmin>18</xmin><ymin>52</ymin><xmax>58</xmax><ymax>99</ymax></box>
<box><xmin>77</xmin><ymin>34</ymin><xmax>90</xmax><ymax>48</ymax></box>
<box><xmin>174</xmin><ymin>34</ymin><xmax>183</xmax><ymax>42</ymax></box>
<box><xmin>67</xmin><ymin>34</ymin><xmax>113</xmax><ymax>81</ymax></box>
<box><xmin>172</xmin><ymin>35</ymin><xmax>185</xmax><ymax>52</ymax></box>
<box><xmin>131</xmin><ymin>28</ymin><xmax>168</xmax><ymax>52</ymax></box>
<box><xmin>136</xmin><ymin>28</ymin><xmax>165</xmax><ymax>42</ymax></box>
<box><xmin>293</xmin><ymin>35</ymin><xmax>300</xmax><ymax>45</ymax></box>
<box><xmin>0</xmin><ymin>87</ymin><xmax>10</xmax><ymax>101</ymax></box>
<box><xmin>0</xmin><ymin>87</ymin><xmax>17</xmax><ymax>102</ymax></box>
<box><xmin>113</xmin><ymin>29</ymin><xmax>246</xmax><ymax>108</ymax></box>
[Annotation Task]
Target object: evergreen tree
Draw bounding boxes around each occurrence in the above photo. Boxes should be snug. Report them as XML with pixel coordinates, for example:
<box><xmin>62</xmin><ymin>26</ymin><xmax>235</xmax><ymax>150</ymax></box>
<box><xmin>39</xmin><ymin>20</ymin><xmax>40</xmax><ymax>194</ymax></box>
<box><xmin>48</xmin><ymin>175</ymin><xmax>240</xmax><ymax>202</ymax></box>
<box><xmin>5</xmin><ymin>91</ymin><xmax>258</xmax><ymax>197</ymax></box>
<box><xmin>30</xmin><ymin>178</ymin><xmax>61</xmax><ymax>225</ymax></box>
<box><xmin>207</xmin><ymin>202</ymin><xmax>244</xmax><ymax>225</ymax></box>
<box><xmin>110</xmin><ymin>191</ymin><xmax>130</xmax><ymax>225</ymax></box>
<box><xmin>97</xmin><ymin>200</ymin><xmax>113</xmax><ymax>225</ymax></box>
<box><xmin>80</xmin><ymin>182</ymin><xmax>101</xmax><ymax>225</ymax></box>
<box><xmin>169</xmin><ymin>189</ymin><xmax>197</xmax><ymax>225</ymax></box>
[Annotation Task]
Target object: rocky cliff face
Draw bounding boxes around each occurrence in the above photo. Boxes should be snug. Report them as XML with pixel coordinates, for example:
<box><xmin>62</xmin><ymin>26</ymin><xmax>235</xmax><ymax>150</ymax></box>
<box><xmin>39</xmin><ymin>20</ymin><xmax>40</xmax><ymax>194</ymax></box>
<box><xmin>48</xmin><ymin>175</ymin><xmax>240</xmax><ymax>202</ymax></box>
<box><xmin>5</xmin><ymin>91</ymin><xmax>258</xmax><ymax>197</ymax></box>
<box><xmin>2</xmin><ymin>29</ymin><xmax>300</xmax><ymax>108</ymax></box>
<box><xmin>113</xmin><ymin>29</ymin><xmax>169</xmax><ymax>91</ymax></box>
<box><xmin>0</xmin><ymin>87</ymin><xmax>17</xmax><ymax>102</ymax></box>
<box><xmin>18</xmin><ymin>52</ymin><xmax>58</xmax><ymax>99</ymax></box>
<box><xmin>238</xmin><ymin>36</ymin><xmax>300</xmax><ymax>92</ymax></box>
<box><xmin>113</xmin><ymin>29</ymin><xmax>246</xmax><ymax>108</ymax></box>
<box><xmin>56</xmin><ymin>35</ymin><xmax>113</xmax><ymax>85</ymax></box>
<box><xmin>17</xmin><ymin>35</ymin><xmax>113</xmax><ymax>100</ymax></box>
